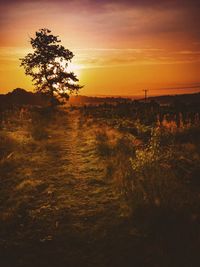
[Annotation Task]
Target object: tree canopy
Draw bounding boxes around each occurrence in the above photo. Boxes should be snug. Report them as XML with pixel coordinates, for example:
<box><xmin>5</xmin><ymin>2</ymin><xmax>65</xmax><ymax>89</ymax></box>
<box><xmin>20</xmin><ymin>28</ymin><xmax>82</xmax><ymax>105</ymax></box>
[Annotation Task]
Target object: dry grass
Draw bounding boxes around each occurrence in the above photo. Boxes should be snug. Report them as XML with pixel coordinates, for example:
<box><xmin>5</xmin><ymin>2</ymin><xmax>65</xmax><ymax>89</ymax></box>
<box><xmin>1</xmin><ymin>106</ymin><xmax>200</xmax><ymax>267</ymax></box>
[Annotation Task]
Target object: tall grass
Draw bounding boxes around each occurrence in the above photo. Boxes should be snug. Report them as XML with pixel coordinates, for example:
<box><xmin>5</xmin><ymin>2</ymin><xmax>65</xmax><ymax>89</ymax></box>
<box><xmin>28</xmin><ymin>109</ymin><xmax>51</xmax><ymax>141</ymax></box>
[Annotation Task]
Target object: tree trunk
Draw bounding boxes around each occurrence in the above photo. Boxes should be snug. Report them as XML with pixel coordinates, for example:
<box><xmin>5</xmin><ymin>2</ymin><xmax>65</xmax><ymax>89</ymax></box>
<box><xmin>43</xmin><ymin>64</ymin><xmax>55</xmax><ymax>108</ymax></box>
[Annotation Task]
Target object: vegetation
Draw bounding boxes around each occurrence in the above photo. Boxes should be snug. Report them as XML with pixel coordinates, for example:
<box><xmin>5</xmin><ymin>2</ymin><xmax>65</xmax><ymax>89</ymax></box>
<box><xmin>0</xmin><ymin>97</ymin><xmax>200</xmax><ymax>267</ymax></box>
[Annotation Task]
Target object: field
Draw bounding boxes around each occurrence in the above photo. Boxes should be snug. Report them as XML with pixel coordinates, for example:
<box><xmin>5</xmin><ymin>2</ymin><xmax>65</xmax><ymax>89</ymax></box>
<box><xmin>0</xmin><ymin>100</ymin><xmax>200</xmax><ymax>267</ymax></box>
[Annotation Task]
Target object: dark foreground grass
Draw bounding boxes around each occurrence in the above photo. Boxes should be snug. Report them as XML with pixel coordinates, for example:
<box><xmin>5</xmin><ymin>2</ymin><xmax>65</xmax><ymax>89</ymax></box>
<box><xmin>0</xmin><ymin>106</ymin><xmax>200</xmax><ymax>267</ymax></box>
<box><xmin>96</xmin><ymin>124</ymin><xmax>200</xmax><ymax>267</ymax></box>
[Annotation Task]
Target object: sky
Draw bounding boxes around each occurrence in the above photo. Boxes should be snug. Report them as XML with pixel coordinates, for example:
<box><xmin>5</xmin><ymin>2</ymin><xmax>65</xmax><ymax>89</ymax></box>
<box><xmin>0</xmin><ymin>0</ymin><xmax>200</xmax><ymax>96</ymax></box>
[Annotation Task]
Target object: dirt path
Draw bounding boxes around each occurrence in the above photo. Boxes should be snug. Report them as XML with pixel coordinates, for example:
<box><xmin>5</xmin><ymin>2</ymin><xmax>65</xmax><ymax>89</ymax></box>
<box><xmin>47</xmin><ymin>110</ymin><xmax>122</xmax><ymax>231</ymax></box>
<box><xmin>1</xmin><ymin>109</ymin><xmax>129</xmax><ymax>267</ymax></box>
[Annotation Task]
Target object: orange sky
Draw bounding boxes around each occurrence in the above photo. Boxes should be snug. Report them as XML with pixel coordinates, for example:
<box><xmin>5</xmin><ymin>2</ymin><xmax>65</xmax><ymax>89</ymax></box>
<box><xmin>0</xmin><ymin>0</ymin><xmax>200</xmax><ymax>96</ymax></box>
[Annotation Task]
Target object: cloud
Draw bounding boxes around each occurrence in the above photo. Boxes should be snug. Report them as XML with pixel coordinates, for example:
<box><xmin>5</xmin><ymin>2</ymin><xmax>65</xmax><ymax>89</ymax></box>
<box><xmin>72</xmin><ymin>47</ymin><xmax>200</xmax><ymax>69</ymax></box>
<box><xmin>1</xmin><ymin>0</ymin><xmax>200</xmax><ymax>7</ymax></box>
<box><xmin>2</xmin><ymin>46</ymin><xmax>199</xmax><ymax>70</ymax></box>
<box><xmin>0</xmin><ymin>0</ymin><xmax>199</xmax><ymax>70</ymax></box>
<box><xmin>1</xmin><ymin>0</ymin><xmax>199</xmax><ymax>38</ymax></box>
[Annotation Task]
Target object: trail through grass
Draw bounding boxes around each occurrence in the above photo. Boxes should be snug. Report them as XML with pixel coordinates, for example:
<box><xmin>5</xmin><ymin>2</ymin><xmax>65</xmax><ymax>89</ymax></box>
<box><xmin>0</xmin><ymin>109</ymin><xmax>129</xmax><ymax>267</ymax></box>
<box><xmin>1</xmin><ymin>108</ymin><xmax>199</xmax><ymax>267</ymax></box>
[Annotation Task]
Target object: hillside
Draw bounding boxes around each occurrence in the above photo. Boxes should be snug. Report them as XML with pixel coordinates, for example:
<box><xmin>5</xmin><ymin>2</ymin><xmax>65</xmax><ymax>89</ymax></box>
<box><xmin>147</xmin><ymin>92</ymin><xmax>200</xmax><ymax>105</ymax></box>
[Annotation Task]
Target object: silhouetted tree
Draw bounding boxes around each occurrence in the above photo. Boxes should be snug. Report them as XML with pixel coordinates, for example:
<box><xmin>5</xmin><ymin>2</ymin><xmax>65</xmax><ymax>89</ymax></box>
<box><xmin>20</xmin><ymin>28</ymin><xmax>82</xmax><ymax>106</ymax></box>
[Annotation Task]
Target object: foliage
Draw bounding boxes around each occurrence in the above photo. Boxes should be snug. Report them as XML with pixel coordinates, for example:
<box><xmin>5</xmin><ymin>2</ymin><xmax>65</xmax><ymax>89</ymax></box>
<box><xmin>20</xmin><ymin>28</ymin><xmax>82</xmax><ymax>105</ymax></box>
<box><xmin>131</xmin><ymin>128</ymin><xmax>169</xmax><ymax>172</ymax></box>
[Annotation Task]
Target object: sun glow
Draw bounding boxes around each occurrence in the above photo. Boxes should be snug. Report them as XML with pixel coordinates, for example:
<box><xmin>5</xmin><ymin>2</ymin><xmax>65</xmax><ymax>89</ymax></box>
<box><xmin>0</xmin><ymin>0</ymin><xmax>199</xmax><ymax>95</ymax></box>
<box><xmin>67</xmin><ymin>62</ymin><xmax>82</xmax><ymax>79</ymax></box>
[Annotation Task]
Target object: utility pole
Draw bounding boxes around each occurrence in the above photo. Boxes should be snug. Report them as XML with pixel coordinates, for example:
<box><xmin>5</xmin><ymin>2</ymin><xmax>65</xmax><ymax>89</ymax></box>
<box><xmin>143</xmin><ymin>89</ymin><xmax>148</xmax><ymax>102</ymax></box>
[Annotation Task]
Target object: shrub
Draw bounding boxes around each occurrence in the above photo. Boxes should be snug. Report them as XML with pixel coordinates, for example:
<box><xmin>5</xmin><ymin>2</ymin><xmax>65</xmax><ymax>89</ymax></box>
<box><xmin>124</xmin><ymin>129</ymin><xmax>175</xmax><ymax>209</ymax></box>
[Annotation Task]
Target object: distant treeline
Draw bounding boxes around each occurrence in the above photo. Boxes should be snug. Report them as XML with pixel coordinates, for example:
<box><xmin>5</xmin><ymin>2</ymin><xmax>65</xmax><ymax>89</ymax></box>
<box><xmin>0</xmin><ymin>88</ymin><xmax>200</xmax><ymax>108</ymax></box>
<box><xmin>0</xmin><ymin>88</ymin><xmax>49</xmax><ymax>108</ymax></box>
<box><xmin>147</xmin><ymin>92</ymin><xmax>200</xmax><ymax>105</ymax></box>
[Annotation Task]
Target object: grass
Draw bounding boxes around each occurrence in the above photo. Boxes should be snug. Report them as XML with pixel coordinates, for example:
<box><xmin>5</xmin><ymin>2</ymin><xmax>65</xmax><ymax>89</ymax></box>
<box><xmin>94</xmin><ymin>118</ymin><xmax>200</xmax><ymax>266</ymax></box>
<box><xmin>0</xmin><ymin>105</ymin><xmax>200</xmax><ymax>267</ymax></box>
<box><xmin>95</xmin><ymin>130</ymin><xmax>112</xmax><ymax>156</ymax></box>
<box><xmin>0</xmin><ymin>131</ymin><xmax>17</xmax><ymax>159</ymax></box>
<box><xmin>123</xmin><ymin>127</ymin><xmax>199</xmax><ymax>265</ymax></box>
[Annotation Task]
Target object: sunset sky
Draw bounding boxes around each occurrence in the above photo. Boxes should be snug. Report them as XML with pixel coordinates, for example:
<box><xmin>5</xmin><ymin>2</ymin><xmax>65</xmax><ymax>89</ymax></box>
<box><xmin>0</xmin><ymin>0</ymin><xmax>200</xmax><ymax>96</ymax></box>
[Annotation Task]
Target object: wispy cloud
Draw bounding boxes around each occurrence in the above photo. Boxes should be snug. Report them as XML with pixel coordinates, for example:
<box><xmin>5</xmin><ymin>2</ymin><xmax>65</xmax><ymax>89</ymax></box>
<box><xmin>1</xmin><ymin>46</ymin><xmax>200</xmax><ymax>69</ymax></box>
<box><xmin>73</xmin><ymin>48</ymin><xmax>200</xmax><ymax>68</ymax></box>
